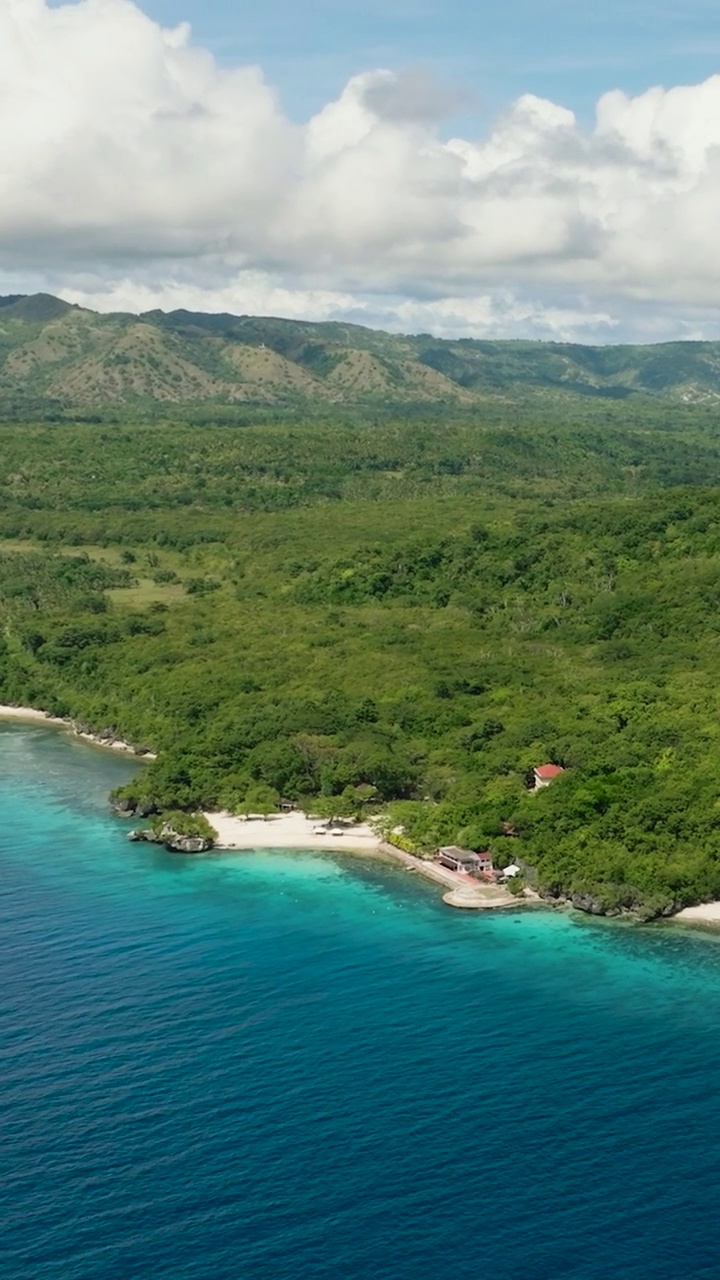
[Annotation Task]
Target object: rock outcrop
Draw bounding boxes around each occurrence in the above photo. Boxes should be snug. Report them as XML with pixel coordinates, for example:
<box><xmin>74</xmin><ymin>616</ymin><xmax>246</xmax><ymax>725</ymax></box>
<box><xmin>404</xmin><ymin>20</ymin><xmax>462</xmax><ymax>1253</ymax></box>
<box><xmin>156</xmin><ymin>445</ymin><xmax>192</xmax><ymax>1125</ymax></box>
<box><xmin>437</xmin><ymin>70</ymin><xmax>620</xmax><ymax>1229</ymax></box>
<box><xmin>570</xmin><ymin>891</ymin><xmax>614</xmax><ymax>917</ymax></box>
<box><xmin>113</xmin><ymin>798</ymin><xmax>157</xmax><ymax>818</ymax></box>
<box><xmin>128</xmin><ymin>825</ymin><xmax>214</xmax><ymax>854</ymax></box>
<box><xmin>165</xmin><ymin>834</ymin><xmax>213</xmax><ymax>854</ymax></box>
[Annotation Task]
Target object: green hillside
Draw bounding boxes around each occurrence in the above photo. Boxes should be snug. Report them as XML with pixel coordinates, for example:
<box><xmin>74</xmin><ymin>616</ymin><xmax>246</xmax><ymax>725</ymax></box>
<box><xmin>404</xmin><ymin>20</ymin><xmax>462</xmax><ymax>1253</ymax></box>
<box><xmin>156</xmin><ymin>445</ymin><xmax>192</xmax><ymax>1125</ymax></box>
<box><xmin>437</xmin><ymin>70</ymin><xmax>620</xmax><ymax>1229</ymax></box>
<box><xmin>3</xmin><ymin>293</ymin><xmax>720</xmax><ymax>417</ymax></box>
<box><xmin>2</xmin><ymin>401</ymin><xmax>720</xmax><ymax>917</ymax></box>
<box><xmin>4</xmin><ymin>297</ymin><xmax>720</xmax><ymax>917</ymax></box>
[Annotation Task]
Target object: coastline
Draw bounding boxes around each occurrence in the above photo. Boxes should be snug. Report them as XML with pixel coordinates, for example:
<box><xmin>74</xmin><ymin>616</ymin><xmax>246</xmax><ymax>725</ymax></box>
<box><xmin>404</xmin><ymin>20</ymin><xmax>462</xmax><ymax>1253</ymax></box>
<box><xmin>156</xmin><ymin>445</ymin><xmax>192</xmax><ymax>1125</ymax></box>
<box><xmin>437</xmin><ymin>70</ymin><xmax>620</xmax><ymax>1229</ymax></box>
<box><xmin>5</xmin><ymin>708</ymin><xmax>707</xmax><ymax>921</ymax></box>
<box><xmin>1</xmin><ymin>713</ymin><xmax>521</xmax><ymax>909</ymax></box>
<box><xmin>204</xmin><ymin>810</ymin><xmax>531</xmax><ymax>910</ymax></box>
<box><xmin>0</xmin><ymin>704</ymin><xmax>157</xmax><ymax>759</ymax></box>
<box><xmin>672</xmin><ymin>902</ymin><xmax>720</xmax><ymax>927</ymax></box>
<box><xmin>0</xmin><ymin>705</ymin><xmax>67</xmax><ymax>726</ymax></box>
<box><xmin>205</xmin><ymin>809</ymin><xmax>383</xmax><ymax>855</ymax></box>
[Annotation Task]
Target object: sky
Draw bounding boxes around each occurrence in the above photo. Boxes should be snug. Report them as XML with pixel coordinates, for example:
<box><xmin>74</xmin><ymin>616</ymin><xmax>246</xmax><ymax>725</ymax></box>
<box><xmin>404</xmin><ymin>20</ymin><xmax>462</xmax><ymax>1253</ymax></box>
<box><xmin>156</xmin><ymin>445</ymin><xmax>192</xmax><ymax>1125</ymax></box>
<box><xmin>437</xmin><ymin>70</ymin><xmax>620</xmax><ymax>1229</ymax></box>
<box><xmin>3</xmin><ymin>0</ymin><xmax>720</xmax><ymax>342</ymax></box>
<box><xmin>138</xmin><ymin>0</ymin><xmax>720</xmax><ymax>127</ymax></box>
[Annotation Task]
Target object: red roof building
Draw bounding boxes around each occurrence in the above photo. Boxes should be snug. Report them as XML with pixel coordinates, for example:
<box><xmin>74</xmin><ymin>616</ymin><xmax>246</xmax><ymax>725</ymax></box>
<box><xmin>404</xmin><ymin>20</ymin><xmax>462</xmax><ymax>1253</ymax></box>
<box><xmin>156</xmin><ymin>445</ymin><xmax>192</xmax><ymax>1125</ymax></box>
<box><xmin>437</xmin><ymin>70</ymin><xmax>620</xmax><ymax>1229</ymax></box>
<box><xmin>533</xmin><ymin>763</ymin><xmax>565</xmax><ymax>789</ymax></box>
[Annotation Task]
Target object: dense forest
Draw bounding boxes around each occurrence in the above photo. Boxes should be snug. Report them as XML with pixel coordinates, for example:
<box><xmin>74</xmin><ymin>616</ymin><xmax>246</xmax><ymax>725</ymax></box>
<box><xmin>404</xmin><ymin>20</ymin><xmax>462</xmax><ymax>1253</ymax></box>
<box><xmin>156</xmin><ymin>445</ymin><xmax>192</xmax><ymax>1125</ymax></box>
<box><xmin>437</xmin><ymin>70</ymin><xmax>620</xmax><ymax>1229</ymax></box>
<box><xmin>3</xmin><ymin>328</ymin><xmax>720</xmax><ymax>915</ymax></box>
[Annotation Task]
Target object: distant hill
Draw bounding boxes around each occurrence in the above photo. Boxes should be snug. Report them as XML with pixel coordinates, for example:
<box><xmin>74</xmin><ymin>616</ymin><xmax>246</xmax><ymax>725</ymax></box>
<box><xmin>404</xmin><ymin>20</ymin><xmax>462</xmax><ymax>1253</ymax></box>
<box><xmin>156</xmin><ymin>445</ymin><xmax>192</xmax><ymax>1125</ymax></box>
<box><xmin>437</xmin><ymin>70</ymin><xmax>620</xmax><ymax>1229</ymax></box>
<box><xmin>2</xmin><ymin>294</ymin><xmax>720</xmax><ymax>418</ymax></box>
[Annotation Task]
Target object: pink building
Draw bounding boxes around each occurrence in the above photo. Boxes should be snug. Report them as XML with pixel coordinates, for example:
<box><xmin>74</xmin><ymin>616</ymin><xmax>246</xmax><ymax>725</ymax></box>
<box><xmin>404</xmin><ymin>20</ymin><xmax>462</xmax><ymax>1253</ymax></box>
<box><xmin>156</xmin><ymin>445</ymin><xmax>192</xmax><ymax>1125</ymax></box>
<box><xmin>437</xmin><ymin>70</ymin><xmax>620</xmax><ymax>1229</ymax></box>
<box><xmin>437</xmin><ymin>847</ymin><xmax>494</xmax><ymax>877</ymax></box>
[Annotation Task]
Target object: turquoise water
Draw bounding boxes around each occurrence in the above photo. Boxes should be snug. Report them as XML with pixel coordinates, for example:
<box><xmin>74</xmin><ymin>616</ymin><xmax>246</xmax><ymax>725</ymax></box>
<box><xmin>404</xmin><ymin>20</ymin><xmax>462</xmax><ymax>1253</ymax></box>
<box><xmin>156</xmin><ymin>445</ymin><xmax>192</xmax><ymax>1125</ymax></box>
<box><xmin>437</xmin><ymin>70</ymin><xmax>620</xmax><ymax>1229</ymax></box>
<box><xmin>3</xmin><ymin>724</ymin><xmax>720</xmax><ymax>1279</ymax></box>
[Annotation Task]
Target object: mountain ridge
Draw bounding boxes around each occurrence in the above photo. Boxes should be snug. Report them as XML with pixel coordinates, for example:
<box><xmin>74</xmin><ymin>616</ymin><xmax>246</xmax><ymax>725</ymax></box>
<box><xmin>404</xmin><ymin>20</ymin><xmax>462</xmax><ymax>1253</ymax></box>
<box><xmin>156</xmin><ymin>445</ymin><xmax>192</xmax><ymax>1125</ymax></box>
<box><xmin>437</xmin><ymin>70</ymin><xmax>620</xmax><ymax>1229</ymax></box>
<box><xmin>2</xmin><ymin>293</ymin><xmax>720</xmax><ymax>416</ymax></box>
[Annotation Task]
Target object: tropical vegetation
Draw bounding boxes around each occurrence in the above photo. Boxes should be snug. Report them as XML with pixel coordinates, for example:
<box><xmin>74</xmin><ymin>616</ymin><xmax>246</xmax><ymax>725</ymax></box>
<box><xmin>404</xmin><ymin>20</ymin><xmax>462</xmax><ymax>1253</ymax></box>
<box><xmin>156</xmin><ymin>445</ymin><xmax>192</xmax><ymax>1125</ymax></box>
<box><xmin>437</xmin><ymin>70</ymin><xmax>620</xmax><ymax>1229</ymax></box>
<box><xmin>3</xmin><ymin>298</ymin><xmax>720</xmax><ymax>914</ymax></box>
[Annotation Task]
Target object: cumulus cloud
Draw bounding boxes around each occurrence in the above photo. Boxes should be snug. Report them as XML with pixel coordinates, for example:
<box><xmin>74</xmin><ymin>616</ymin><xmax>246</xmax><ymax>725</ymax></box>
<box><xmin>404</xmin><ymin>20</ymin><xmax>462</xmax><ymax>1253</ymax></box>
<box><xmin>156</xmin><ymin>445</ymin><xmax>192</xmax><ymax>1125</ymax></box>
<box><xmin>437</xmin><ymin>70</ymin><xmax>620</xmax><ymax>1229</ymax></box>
<box><xmin>361</xmin><ymin>67</ymin><xmax>472</xmax><ymax>124</ymax></box>
<box><xmin>2</xmin><ymin>0</ymin><xmax>720</xmax><ymax>340</ymax></box>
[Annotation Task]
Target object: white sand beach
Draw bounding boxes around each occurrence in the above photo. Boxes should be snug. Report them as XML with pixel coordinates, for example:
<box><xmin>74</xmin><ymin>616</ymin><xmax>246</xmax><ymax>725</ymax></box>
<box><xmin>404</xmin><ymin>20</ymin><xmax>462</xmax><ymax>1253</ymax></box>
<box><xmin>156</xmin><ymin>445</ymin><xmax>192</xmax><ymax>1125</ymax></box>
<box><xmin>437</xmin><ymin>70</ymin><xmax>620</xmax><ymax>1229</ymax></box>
<box><xmin>0</xmin><ymin>708</ymin><xmax>529</xmax><ymax>910</ymax></box>
<box><xmin>0</xmin><ymin>705</ymin><xmax>156</xmax><ymax>758</ymax></box>
<box><xmin>204</xmin><ymin>810</ymin><xmax>533</xmax><ymax>910</ymax></box>
<box><xmin>204</xmin><ymin>809</ymin><xmax>382</xmax><ymax>854</ymax></box>
<box><xmin>0</xmin><ymin>704</ymin><xmax>66</xmax><ymax>725</ymax></box>
<box><xmin>674</xmin><ymin>902</ymin><xmax>720</xmax><ymax>924</ymax></box>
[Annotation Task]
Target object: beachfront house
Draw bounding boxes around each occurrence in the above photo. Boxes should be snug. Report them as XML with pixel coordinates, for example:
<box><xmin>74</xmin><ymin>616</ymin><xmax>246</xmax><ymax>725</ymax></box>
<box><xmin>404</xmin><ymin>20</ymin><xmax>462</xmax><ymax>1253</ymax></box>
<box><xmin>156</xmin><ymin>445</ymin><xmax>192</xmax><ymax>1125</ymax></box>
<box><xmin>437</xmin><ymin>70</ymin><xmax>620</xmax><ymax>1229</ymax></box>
<box><xmin>437</xmin><ymin>846</ymin><xmax>494</xmax><ymax>876</ymax></box>
<box><xmin>532</xmin><ymin>763</ymin><xmax>565</xmax><ymax>790</ymax></box>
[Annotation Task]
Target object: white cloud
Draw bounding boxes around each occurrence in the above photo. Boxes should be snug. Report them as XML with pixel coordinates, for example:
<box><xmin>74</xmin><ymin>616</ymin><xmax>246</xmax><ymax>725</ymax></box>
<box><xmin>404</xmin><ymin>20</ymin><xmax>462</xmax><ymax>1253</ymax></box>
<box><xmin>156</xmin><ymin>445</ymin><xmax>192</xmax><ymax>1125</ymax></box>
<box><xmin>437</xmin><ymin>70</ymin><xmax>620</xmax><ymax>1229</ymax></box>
<box><xmin>59</xmin><ymin>271</ymin><xmax>361</xmax><ymax>323</ymax></box>
<box><xmin>2</xmin><ymin>0</ymin><xmax>720</xmax><ymax>340</ymax></box>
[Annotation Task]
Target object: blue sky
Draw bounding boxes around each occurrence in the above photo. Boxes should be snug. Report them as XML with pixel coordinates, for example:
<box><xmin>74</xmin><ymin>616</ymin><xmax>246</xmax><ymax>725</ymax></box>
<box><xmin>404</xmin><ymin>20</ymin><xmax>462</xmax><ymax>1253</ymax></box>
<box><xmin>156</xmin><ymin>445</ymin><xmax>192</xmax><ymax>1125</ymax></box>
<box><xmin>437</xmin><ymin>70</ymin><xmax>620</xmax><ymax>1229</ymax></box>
<box><xmin>138</xmin><ymin>0</ymin><xmax>720</xmax><ymax>126</ymax></box>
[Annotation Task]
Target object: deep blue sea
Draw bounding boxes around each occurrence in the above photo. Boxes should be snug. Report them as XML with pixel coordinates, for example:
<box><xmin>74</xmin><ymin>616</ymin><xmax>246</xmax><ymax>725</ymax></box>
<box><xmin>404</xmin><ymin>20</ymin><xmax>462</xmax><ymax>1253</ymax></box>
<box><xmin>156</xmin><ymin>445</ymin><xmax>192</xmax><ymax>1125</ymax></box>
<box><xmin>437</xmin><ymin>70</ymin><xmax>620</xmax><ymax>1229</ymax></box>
<box><xmin>3</xmin><ymin>724</ymin><xmax>720</xmax><ymax>1279</ymax></box>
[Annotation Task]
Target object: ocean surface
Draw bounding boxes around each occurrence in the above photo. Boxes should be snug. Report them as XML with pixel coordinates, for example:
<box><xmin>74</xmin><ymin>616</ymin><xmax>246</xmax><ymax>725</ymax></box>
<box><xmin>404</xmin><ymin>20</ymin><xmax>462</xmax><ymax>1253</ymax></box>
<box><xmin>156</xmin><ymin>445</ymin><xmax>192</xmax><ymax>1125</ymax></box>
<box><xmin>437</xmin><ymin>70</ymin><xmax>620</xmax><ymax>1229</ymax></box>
<box><xmin>3</xmin><ymin>725</ymin><xmax>720</xmax><ymax>1279</ymax></box>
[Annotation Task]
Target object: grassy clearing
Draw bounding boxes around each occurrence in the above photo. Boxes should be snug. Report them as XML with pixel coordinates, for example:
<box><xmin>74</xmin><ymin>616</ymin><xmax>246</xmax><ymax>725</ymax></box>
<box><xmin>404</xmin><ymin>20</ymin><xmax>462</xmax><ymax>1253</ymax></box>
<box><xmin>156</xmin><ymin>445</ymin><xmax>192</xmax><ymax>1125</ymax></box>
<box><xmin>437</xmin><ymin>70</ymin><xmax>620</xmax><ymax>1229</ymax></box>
<box><xmin>107</xmin><ymin>580</ymin><xmax>187</xmax><ymax>606</ymax></box>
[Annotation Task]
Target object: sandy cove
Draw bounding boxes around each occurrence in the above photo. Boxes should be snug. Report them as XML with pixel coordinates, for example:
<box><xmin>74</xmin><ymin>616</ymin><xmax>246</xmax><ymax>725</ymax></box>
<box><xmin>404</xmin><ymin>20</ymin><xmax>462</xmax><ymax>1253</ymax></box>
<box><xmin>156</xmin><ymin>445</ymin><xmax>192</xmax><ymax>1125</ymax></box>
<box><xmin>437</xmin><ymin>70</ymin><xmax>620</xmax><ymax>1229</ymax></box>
<box><xmin>205</xmin><ymin>809</ymin><xmax>382</xmax><ymax>854</ymax></box>
<box><xmin>4</xmin><ymin>703</ymin><xmax>720</xmax><ymax>919</ymax></box>
<box><xmin>0</xmin><ymin>705</ymin><xmax>157</xmax><ymax>758</ymax></box>
<box><xmin>0</xmin><ymin>709</ymin><xmax>534</xmax><ymax>911</ymax></box>
<box><xmin>1</xmin><ymin>710</ymin><xmax>519</xmax><ymax>909</ymax></box>
<box><xmin>204</xmin><ymin>810</ymin><xmax>527</xmax><ymax>909</ymax></box>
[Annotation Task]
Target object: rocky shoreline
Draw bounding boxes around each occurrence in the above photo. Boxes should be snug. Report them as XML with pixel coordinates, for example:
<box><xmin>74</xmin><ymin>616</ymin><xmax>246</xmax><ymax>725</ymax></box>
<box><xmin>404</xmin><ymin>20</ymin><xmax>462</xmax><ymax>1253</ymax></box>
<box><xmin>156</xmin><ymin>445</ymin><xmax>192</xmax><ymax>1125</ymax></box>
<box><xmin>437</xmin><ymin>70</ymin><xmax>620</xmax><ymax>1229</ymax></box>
<box><xmin>72</xmin><ymin>723</ymin><xmax>156</xmax><ymax>759</ymax></box>
<box><xmin>128</xmin><ymin>825</ymin><xmax>214</xmax><ymax>855</ymax></box>
<box><xmin>541</xmin><ymin>886</ymin><xmax>680</xmax><ymax>923</ymax></box>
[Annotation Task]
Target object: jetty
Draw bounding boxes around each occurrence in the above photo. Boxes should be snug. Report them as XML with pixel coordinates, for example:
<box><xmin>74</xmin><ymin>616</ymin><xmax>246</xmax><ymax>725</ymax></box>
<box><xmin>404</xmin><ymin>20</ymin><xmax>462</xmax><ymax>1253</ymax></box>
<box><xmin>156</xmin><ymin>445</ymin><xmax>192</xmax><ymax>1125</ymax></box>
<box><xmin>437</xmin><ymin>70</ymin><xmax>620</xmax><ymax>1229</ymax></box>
<box><xmin>378</xmin><ymin>844</ymin><xmax>536</xmax><ymax>910</ymax></box>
